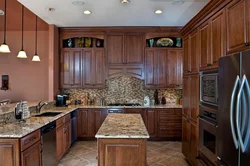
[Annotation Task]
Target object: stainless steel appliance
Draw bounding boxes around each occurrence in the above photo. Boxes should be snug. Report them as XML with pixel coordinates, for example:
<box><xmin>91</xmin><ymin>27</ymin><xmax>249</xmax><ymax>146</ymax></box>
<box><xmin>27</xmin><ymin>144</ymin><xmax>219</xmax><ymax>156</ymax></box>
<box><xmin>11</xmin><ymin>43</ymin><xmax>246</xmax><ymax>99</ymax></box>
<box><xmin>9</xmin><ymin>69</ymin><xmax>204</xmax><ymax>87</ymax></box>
<box><xmin>198</xmin><ymin>106</ymin><xmax>218</xmax><ymax>165</ymax></box>
<box><xmin>107</xmin><ymin>109</ymin><xmax>124</xmax><ymax>114</ymax></box>
<box><xmin>200</xmin><ymin>71</ymin><xmax>218</xmax><ymax>107</ymax></box>
<box><xmin>41</xmin><ymin>121</ymin><xmax>56</xmax><ymax>166</ymax></box>
<box><xmin>108</xmin><ymin>103</ymin><xmax>141</xmax><ymax>106</ymax></box>
<box><xmin>71</xmin><ymin>111</ymin><xmax>77</xmax><ymax>144</ymax></box>
<box><xmin>217</xmin><ymin>50</ymin><xmax>250</xmax><ymax>166</ymax></box>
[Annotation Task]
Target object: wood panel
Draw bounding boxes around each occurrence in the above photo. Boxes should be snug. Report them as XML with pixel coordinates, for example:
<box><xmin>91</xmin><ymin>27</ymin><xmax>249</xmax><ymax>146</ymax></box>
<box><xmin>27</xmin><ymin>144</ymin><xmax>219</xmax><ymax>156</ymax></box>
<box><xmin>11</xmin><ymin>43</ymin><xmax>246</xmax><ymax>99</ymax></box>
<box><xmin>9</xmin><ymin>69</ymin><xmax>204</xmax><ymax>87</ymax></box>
<box><xmin>166</xmin><ymin>50</ymin><xmax>183</xmax><ymax>88</ymax></box>
<box><xmin>77</xmin><ymin>109</ymin><xmax>89</xmax><ymax>137</ymax></box>
<box><xmin>71</xmin><ymin>49</ymin><xmax>82</xmax><ymax>88</ymax></box>
<box><xmin>56</xmin><ymin>125</ymin><xmax>64</xmax><ymax>161</ymax></box>
<box><xmin>182</xmin><ymin>76</ymin><xmax>190</xmax><ymax>116</ymax></box>
<box><xmin>64</xmin><ymin>121</ymin><xmax>71</xmax><ymax>152</ymax></box>
<box><xmin>155</xmin><ymin>49</ymin><xmax>167</xmax><ymax>88</ymax></box>
<box><xmin>199</xmin><ymin>22</ymin><xmax>211</xmax><ymax>70</ymax></box>
<box><xmin>183</xmin><ymin>36</ymin><xmax>191</xmax><ymax>74</ymax></box>
<box><xmin>124</xmin><ymin>33</ymin><xmax>144</xmax><ymax>64</ymax></box>
<box><xmin>94</xmin><ymin>49</ymin><xmax>105</xmax><ymax>87</ymax></box>
<box><xmin>211</xmin><ymin>9</ymin><xmax>226</xmax><ymax>67</ymax></box>
<box><xmin>190</xmin><ymin>74</ymin><xmax>199</xmax><ymax>122</ymax></box>
<box><xmin>107</xmin><ymin>34</ymin><xmax>124</xmax><ymax>64</ymax></box>
<box><xmin>98</xmin><ymin>139</ymin><xmax>147</xmax><ymax>166</ymax></box>
<box><xmin>83</xmin><ymin>50</ymin><xmax>94</xmax><ymax>87</ymax></box>
<box><xmin>0</xmin><ymin>139</ymin><xmax>20</xmax><ymax>166</ymax></box>
<box><xmin>145</xmin><ymin>50</ymin><xmax>154</xmax><ymax>88</ymax></box>
<box><xmin>182</xmin><ymin>116</ymin><xmax>191</xmax><ymax>163</ymax></box>
<box><xmin>226</xmin><ymin>0</ymin><xmax>248</xmax><ymax>53</ymax></box>
<box><xmin>94</xmin><ymin>110</ymin><xmax>103</xmax><ymax>135</ymax></box>
<box><xmin>20</xmin><ymin>130</ymin><xmax>40</xmax><ymax>152</ymax></box>
<box><xmin>61</xmin><ymin>49</ymin><xmax>71</xmax><ymax>88</ymax></box>
<box><xmin>146</xmin><ymin>109</ymin><xmax>157</xmax><ymax>137</ymax></box>
<box><xmin>190</xmin><ymin>29</ymin><xmax>199</xmax><ymax>74</ymax></box>
<box><xmin>21</xmin><ymin>141</ymin><xmax>41</xmax><ymax>166</ymax></box>
<box><xmin>190</xmin><ymin>122</ymin><xmax>198</xmax><ymax>166</ymax></box>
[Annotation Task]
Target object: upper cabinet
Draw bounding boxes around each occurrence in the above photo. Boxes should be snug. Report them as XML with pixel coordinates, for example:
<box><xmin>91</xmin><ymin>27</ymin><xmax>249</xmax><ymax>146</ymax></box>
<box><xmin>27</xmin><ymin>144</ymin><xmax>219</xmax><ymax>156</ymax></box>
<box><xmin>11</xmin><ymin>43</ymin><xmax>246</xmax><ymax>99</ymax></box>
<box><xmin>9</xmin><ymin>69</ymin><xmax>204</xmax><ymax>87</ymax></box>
<box><xmin>183</xmin><ymin>36</ymin><xmax>191</xmax><ymax>75</ymax></box>
<box><xmin>190</xmin><ymin>29</ymin><xmax>199</xmax><ymax>74</ymax></box>
<box><xmin>107</xmin><ymin>33</ymin><xmax>144</xmax><ymax>65</ymax></box>
<box><xmin>166</xmin><ymin>49</ymin><xmax>183</xmax><ymax>88</ymax></box>
<box><xmin>199</xmin><ymin>9</ymin><xmax>226</xmax><ymax>71</ymax></box>
<box><xmin>61</xmin><ymin>48</ymin><xmax>82</xmax><ymax>88</ymax></box>
<box><xmin>226</xmin><ymin>0</ymin><xmax>250</xmax><ymax>53</ymax></box>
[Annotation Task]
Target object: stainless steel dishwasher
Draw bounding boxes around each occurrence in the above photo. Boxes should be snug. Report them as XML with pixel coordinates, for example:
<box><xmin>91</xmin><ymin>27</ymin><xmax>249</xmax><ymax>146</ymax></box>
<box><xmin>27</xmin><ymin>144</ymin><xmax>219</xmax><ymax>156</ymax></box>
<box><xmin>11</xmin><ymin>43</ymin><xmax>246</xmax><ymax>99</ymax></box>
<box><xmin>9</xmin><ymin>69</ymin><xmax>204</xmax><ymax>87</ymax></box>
<box><xmin>41</xmin><ymin>121</ymin><xmax>56</xmax><ymax>166</ymax></box>
<box><xmin>71</xmin><ymin>110</ymin><xmax>77</xmax><ymax>144</ymax></box>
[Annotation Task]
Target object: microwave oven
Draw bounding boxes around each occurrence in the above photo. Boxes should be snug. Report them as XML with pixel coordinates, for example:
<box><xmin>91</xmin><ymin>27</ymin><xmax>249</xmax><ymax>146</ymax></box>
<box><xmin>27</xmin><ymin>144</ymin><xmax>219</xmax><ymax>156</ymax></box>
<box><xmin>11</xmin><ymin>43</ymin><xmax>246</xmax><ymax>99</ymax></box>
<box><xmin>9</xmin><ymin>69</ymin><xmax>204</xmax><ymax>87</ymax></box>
<box><xmin>200</xmin><ymin>71</ymin><xmax>218</xmax><ymax>107</ymax></box>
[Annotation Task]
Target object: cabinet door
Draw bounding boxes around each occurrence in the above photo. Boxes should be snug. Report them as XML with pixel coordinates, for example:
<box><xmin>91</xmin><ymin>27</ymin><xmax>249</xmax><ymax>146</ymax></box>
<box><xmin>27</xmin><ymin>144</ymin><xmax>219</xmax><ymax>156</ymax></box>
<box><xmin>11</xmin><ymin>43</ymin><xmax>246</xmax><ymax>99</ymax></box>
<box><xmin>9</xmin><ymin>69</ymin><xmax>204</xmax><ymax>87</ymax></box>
<box><xmin>64</xmin><ymin>121</ymin><xmax>71</xmax><ymax>152</ymax></box>
<box><xmin>211</xmin><ymin>9</ymin><xmax>226</xmax><ymax>67</ymax></box>
<box><xmin>226</xmin><ymin>0</ymin><xmax>248</xmax><ymax>53</ymax></box>
<box><xmin>21</xmin><ymin>142</ymin><xmax>41</xmax><ymax>166</ymax></box>
<box><xmin>83</xmin><ymin>50</ymin><xmax>95</xmax><ymax>87</ymax></box>
<box><xmin>146</xmin><ymin>110</ymin><xmax>157</xmax><ymax>137</ymax></box>
<box><xmin>93</xmin><ymin>110</ymin><xmax>103</xmax><ymax>136</ymax></box>
<box><xmin>183</xmin><ymin>36</ymin><xmax>191</xmax><ymax>74</ymax></box>
<box><xmin>61</xmin><ymin>49</ymin><xmax>71</xmax><ymax>88</ymax></box>
<box><xmin>182</xmin><ymin>116</ymin><xmax>190</xmax><ymax>160</ymax></box>
<box><xmin>155</xmin><ymin>49</ymin><xmax>167</xmax><ymax>88</ymax></box>
<box><xmin>71</xmin><ymin>49</ymin><xmax>82</xmax><ymax>88</ymax></box>
<box><xmin>107</xmin><ymin>34</ymin><xmax>124</xmax><ymax>64</ymax></box>
<box><xmin>56</xmin><ymin>125</ymin><xmax>64</xmax><ymax>161</ymax></box>
<box><xmin>0</xmin><ymin>139</ymin><xmax>20</xmax><ymax>166</ymax></box>
<box><xmin>124</xmin><ymin>33</ymin><xmax>144</xmax><ymax>64</ymax></box>
<box><xmin>199</xmin><ymin>22</ymin><xmax>211</xmax><ymax>70</ymax></box>
<box><xmin>190</xmin><ymin>122</ymin><xmax>198</xmax><ymax>166</ymax></box>
<box><xmin>190</xmin><ymin>30</ymin><xmax>199</xmax><ymax>74</ymax></box>
<box><xmin>182</xmin><ymin>76</ymin><xmax>190</xmax><ymax>116</ymax></box>
<box><xmin>190</xmin><ymin>74</ymin><xmax>199</xmax><ymax>122</ymax></box>
<box><xmin>145</xmin><ymin>50</ymin><xmax>155</xmax><ymax>88</ymax></box>
<box><xmin>166</xmin><ymin>50</ymin><xmax>183</xmax><ymax>88</ymax></box>
<box><xmin>77</xmin><ymin>110</ymin><xmax>89</xmax><ymax>137</ymax></box>
<box><xmin>94</xmin><ymin>49</ymin><xmax>105</xmax><ymax>88</ymax></box>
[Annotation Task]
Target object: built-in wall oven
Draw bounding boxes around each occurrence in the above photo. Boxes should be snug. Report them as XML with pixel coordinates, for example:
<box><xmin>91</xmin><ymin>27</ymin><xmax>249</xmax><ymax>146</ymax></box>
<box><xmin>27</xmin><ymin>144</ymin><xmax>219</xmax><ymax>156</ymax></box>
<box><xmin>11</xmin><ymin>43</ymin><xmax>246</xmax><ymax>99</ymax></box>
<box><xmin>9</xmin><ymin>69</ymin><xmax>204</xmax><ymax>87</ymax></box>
<box><xmin>200</xmin><ymin>71</ymin><xmax>218</xmax><ymax>107</ymax></box>
<box><xmin>198</xmin><ymin>105</ymin><xmax>218</xmax><ymax>166</ymax></box>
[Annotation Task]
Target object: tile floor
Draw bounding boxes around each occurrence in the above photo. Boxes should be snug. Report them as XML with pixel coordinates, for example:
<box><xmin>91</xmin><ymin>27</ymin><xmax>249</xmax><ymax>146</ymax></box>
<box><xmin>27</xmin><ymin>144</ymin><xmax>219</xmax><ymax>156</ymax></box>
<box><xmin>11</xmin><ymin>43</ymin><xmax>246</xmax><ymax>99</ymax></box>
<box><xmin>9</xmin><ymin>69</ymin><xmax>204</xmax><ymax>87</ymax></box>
<box><xmin>59</xmin><ymin>141</ymin><xmax>190</xmax><ymax>166</ymax></box>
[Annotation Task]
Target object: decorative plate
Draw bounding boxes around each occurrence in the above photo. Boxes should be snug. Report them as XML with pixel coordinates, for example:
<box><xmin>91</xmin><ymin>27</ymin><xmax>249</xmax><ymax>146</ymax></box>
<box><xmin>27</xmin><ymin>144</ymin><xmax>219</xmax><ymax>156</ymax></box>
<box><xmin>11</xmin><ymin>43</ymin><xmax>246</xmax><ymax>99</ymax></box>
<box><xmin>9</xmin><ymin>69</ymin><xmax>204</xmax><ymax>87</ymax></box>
<box><xmin>156</xmin><ymin>38</ymin><xmax>174</xmax><ymax>47</ymax></box>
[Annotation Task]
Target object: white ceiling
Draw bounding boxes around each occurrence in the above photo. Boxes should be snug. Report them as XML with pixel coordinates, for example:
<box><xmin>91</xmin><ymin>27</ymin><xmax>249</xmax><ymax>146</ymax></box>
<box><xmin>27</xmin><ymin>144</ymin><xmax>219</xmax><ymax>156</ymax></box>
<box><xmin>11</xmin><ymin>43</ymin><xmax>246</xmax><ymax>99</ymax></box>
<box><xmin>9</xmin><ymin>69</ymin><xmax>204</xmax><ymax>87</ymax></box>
<box><xmin>17</xmin><ymin>0</ymin><xmax>209</xmax><ymax>27</ymax></box>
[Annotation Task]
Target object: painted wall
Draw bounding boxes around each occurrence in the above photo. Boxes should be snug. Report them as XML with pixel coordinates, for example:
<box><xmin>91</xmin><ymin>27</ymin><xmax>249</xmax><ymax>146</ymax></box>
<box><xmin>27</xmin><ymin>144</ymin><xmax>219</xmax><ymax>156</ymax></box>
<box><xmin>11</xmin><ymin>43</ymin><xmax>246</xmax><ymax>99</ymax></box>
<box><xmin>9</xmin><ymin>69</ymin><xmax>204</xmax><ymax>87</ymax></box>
<box><xmin>0</xmin><ymin>0</ymin><xmax>50</xmax><ymax>102</ymax></box>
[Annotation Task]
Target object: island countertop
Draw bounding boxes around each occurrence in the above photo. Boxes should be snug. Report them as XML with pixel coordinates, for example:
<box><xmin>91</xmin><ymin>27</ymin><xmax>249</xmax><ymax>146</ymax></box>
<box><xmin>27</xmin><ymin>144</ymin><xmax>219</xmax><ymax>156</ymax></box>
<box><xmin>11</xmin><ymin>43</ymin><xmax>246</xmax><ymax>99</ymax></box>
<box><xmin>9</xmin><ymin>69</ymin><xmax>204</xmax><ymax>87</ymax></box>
<box><xmin>95</xmin><ymin>114</ymin><xmax>150</xmax><ymax>139</ymax></box>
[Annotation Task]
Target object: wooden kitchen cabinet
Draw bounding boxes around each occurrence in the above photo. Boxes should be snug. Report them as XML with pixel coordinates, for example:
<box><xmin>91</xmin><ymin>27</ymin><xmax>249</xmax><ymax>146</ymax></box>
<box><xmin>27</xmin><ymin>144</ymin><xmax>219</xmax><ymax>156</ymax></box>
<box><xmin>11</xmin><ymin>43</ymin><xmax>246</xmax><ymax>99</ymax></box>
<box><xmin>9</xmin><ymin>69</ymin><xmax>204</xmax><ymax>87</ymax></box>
<box><xmin>56</xmin><ymin>114</ymin><xmax>71</xmax><ymax>161</ymax></box>
<box><xmin>145</xmin><ymin>109</ymin><xmax>158</xmax><ymax>138</ymax></box>
<box><xmin>182</xmin><ymin>115</ymin><xmax>190</xmax><ymax>160</ymax></box>
<box><xmin>83</xmin><ymin>48</ymin><xmax>105</xmax><ymax>88</ymax></box>
<box><xmin>182</xmin><ymin>75</ymin><xmax>191</xmax><ymax>116</ymax></box>
<box><xmin>21</xmin><ymin>141</ymin><xmax>42</xmax><ymax>166</ymax></box>
<box><xmin>183</xmin><ymin>36</ymin><xmax>191</xmax><ymax>75</ymax></box>
<box><xmin>145</xmin><ymin>49</ymin><xmax>167</xmax><ymax>88</ymax></box>
<box><xmin>226</xmin><ymin>0</ymin><xmax>250</xmax><ymax>53</ymax></box>
<box><xmin>190</xmin><ymin>29</ymin><xmax>199</xmax><ymax>74</ymax></box>
<box><xmin>166</xmin><ymin>49</ymin><xmax>183</xmax><ymax>88</ymax></box>
<box><xmin>0</xmin><ymin>139</ymin><xmax>20</xmax><ymax>166</ymax></box>
<box><xmin>61</xmin><ymin>48</ymin><xmax>82</xmax><ymax>88</ymax></box>
<box><xmin>77</xmin><ymin>109</ymin><xmax>104</xmax><ymax>138</ymax></box>
<box><xmin>107</xmin><ymin>34</ymin><xmax>124</xmax><ymax>64</ymax></box>
<box><xmin>190</xmin><ymin>74</ymin><xmax>199</xmax><ymax>122</ymax></box>
<box><xmin>158</xmin><ymin>109</ymin><xmax>182</xmax><ymax>140</ymax></box>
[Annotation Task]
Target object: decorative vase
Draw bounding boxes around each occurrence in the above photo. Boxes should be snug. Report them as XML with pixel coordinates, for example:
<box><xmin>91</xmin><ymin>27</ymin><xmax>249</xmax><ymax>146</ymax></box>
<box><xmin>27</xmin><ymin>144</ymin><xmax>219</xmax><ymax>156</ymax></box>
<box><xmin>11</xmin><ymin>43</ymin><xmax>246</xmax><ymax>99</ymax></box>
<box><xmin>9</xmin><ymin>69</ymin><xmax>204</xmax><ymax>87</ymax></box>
<box><xmin>176</xmin><ymin>38</ymin><xmax>182</xmax><ymax>47</ymax></box>
<box><xmin>149</xmin><ymin>39</ymin><xmax>154</xmax><ymax>47</ymax></box>
<box><xmin>68</xmin><ymin>39</ymin><xmax>73</xmax><ymax>48</ymax></box>
<box><xmin>96</xmin><ymin>39</ymin><xmax>101</xmax><ymax>47</ymax></box>
<box><xmin>85</xmin><ymin>37</ymin><xmax>92</xmax><ymax>47</ymax></box>
<box><xmin>78</xmin><ymin>37</ymin><xmax>84</xmax><ymax>47</ymax></box>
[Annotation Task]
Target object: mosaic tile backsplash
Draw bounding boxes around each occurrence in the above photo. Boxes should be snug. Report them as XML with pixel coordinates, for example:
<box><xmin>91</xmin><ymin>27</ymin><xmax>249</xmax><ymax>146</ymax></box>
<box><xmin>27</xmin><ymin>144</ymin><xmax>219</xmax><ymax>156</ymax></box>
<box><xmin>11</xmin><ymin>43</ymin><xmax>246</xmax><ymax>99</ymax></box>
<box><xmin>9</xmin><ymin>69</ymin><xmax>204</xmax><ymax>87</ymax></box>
<box><xmin>63</xmin><ymin>76</ymin><xmax>182</xmax><ymax>105</ymax></box>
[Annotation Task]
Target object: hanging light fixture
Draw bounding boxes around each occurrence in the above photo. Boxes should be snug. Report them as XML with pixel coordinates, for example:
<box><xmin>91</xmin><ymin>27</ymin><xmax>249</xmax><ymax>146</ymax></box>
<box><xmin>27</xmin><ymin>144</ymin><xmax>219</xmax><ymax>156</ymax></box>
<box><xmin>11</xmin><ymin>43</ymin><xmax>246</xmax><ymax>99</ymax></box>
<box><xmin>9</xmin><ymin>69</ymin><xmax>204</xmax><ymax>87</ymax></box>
<box><xmin>32</xmin><ymin>16</ymin><xmax>40</xmax><ymax>61</ymax></box>
<box><xmin>17</xmin><ymin>5</ymin><xmax>27</xmax><ymax>58</ymax></box>
<box><xmin>0</xmin><ymin>0</ymin><xmax>11</xmax><ymax>53</ymax></box>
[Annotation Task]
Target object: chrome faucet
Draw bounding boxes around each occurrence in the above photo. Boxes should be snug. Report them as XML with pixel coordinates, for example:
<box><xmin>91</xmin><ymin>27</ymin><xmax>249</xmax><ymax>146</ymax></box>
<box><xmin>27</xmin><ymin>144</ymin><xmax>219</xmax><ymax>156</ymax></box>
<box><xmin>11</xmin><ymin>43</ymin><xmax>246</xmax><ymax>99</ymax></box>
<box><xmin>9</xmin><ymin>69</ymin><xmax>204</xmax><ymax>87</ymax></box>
<box><xmin>36</xmin><ymin>101</ymin><xmax>48</xmax><ymax>113</ymax></box>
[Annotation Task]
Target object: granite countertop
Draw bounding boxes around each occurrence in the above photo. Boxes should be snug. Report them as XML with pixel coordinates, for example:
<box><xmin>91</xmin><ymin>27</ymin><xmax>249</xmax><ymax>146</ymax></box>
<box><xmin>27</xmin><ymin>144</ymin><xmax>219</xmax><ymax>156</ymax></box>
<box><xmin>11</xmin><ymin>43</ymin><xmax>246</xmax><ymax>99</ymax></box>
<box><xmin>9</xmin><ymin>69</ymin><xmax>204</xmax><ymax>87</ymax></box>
<box><xmin>95</xmin><ymin>114</ymin><xmax>150</xmax><ymax>139</ymax></box>
<box><xmin>0</xmin><ymin>104</ymin><xmax>181</xmax><ymax>138</ymax></box>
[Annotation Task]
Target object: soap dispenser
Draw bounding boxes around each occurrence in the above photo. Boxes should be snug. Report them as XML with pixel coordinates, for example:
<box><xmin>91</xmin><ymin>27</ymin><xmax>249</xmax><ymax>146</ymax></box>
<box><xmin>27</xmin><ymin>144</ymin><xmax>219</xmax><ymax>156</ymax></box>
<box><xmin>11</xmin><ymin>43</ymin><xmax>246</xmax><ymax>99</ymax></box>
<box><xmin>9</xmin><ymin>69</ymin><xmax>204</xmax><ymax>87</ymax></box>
<box><xmin>144</xmin><ymin>96</ymin><xmax>150</xmax><ymax>107</ymax></box>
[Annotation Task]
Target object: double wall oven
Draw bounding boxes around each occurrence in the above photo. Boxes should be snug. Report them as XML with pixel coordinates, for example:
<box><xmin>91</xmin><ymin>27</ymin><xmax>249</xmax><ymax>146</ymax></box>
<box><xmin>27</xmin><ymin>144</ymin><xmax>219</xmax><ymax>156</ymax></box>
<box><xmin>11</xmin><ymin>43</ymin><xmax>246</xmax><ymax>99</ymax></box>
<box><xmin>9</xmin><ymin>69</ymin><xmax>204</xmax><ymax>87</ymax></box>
<box><xmin>199</xmin><ymin>71</ymin><xmax>218</xmax><ymax>166</ymax></box>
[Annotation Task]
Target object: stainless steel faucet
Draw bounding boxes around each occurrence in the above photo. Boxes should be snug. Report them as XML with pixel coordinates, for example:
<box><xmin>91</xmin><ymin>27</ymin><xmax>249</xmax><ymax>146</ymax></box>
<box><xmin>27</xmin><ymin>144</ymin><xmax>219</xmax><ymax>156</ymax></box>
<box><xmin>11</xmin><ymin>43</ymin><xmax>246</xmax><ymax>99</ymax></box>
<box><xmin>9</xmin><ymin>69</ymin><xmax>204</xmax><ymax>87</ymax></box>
<box><xmin>37</xmin><ymin>101</ymin><xmax>48</xmax><ymax>113</ymax></box>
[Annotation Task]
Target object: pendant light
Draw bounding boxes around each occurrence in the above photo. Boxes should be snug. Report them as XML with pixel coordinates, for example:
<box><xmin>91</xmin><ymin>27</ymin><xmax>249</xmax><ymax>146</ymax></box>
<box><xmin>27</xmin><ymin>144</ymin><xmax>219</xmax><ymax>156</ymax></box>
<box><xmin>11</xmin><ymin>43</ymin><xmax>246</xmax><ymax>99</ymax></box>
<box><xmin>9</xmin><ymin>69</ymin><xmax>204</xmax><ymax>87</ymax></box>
<box><xmin>17</xmin><ymin>5</ymin><xmax>27</xmax><ymax>58</ymax></box>
<box><xmin>32</xmin><ymin>16</ymin><xmax>40</xmax><ymax>61</ymax></box>
<box><xmin>0</xmin><ymin>0</ymin><xmax>11</xmax><ymax>53</ymax></box>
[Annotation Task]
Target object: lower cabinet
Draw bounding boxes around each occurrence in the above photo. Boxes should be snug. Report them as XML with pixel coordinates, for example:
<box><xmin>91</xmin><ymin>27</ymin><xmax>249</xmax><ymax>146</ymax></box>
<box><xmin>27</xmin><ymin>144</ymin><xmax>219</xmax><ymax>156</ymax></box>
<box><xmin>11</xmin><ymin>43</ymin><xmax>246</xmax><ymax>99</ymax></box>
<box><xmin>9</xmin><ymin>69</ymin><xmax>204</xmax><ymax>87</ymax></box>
<box><xmin>56</xmin><ymin>114</ymin><xmax>71</xmax><ymax>161</ymax></box>
<box><xmin>0</xmin><ymin>139</ymin><xmax>20</xmax><ymax>166</ymax></box>
<box><xmin>145</xmin><ymin>109</ymin><xmax>158</xmax><ymax>138</ymax></box>
<box><xmin>21</xmin><ymin>142</ymin><xmax>42</xmax><ymax>166</ymax></box>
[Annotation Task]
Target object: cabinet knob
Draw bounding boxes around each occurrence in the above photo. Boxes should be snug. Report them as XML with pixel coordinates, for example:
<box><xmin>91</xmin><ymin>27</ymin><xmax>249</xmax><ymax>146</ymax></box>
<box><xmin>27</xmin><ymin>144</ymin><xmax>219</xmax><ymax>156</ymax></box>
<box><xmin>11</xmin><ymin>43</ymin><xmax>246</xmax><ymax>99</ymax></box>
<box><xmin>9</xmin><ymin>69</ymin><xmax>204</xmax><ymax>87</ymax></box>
<box><xmin>245</xmin><ymin>43</ymin><xmax>250</xmax><ymax>46</ymax></box>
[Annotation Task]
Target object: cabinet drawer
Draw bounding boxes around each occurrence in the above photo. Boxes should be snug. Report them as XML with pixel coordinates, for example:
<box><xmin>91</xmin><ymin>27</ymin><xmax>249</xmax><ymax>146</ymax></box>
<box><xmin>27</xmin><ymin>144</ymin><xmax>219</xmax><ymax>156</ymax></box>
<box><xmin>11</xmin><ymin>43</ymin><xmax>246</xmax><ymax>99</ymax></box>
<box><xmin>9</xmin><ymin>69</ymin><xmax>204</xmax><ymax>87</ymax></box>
<box><xmin>159</xmin><ymin>123</ymin><xmax>182</xmax><ymax>128</ymax></box>
<box><xmin>21</xmin><ymin>130</ymin><xmax>40</xmax><ymax>151</ymax></box>
<box><xmin>64</xmin><ymin>114</ymin><xmax>70</xmax><ymax>123</ymax></box>
<box><xmin>158</xmin><ymin>109</ymin><xmax>175</xmax><ymax>115</ymax></box>
<box><xmin>56</xmin><ymin>117</ymin><xmax>64</xmax><ymax>128</ymax></box>
<box><xmin>158</xmin><ymin>128</ymin><xmax>182</xmax><ymax>137</ymax></box>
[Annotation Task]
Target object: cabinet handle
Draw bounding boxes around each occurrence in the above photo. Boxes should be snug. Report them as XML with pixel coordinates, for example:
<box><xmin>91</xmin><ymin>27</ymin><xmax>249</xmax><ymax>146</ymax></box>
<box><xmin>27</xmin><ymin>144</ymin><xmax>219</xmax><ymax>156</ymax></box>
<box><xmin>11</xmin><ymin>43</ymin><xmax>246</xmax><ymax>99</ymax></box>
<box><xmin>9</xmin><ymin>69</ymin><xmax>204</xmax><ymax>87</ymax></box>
<box><xmin>245</xmin><ymin>43</ymin><xmax>250</xmax><ymax>46</ymax></box>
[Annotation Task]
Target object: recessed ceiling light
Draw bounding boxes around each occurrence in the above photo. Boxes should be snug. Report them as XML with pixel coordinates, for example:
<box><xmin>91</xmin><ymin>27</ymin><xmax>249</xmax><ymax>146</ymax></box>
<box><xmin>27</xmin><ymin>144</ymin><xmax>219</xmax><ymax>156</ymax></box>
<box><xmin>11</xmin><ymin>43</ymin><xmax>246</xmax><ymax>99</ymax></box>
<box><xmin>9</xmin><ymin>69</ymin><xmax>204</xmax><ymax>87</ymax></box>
<box><xmin>120</xmin><ymin>0</ymin><xmax>130</xmax><ymax>4</ymax></box>
<box><xmin>46</xmin><ymin>8</ymin><xmax>55</xmax><ymax>12</ymax></box>
<box><xmin>172</xmin><ymin>0</ymin><xmax>185</xmax><ymax>5</ymax></box>
<box><xmin>72</xmin><ymin>0</ymin><xmax>84</xmax><ymax>6</ymax></box>
<box><xmin>155</xmin><ymin>10</ymin><xmax>163</xmax><ymax>14</ymax></box>
<box><xmin>0</xmin><ymin>10</ymin><xmax>4</xmax><ymax>15</ymax></box>
<box><xmin>84</xmin><ymin>10</ymin><xmax>92</xmax><ymax>15</ymax></box>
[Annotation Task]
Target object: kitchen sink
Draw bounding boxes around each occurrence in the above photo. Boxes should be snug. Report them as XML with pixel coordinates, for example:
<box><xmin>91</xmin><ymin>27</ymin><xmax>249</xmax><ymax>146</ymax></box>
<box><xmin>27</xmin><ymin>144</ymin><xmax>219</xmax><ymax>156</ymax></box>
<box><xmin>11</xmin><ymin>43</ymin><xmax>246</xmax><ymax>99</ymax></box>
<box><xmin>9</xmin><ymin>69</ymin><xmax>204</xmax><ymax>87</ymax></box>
<box><xmin>33</xmin><ymin>112</ymin><xmax>62</xmax><ymax>117</ymax></box>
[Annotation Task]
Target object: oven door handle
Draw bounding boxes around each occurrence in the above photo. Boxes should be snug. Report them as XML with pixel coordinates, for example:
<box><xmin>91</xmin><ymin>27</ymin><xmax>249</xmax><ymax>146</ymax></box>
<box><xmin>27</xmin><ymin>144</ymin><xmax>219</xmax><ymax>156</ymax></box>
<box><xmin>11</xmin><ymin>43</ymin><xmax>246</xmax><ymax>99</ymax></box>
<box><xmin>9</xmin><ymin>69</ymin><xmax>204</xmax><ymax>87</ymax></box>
<box><xmin>197</xmin><ymin>116</ymin><xmax>217</xmax><ymax>128</ymax></box>
<box><xmin>230</xmin><ymin>75</ymin><xmax>240</xmax><ymax>149</ymax></box>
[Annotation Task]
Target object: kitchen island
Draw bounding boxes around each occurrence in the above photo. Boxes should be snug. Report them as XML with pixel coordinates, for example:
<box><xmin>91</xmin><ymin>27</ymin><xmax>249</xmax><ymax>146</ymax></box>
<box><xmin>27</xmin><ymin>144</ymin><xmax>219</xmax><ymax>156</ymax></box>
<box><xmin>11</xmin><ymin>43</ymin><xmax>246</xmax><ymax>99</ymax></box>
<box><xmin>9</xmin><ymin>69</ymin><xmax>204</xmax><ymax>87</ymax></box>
<box><xmin>95</xmin><ymin>114</ymin><xmax>149</xmax><ymax>166</ymax></box>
